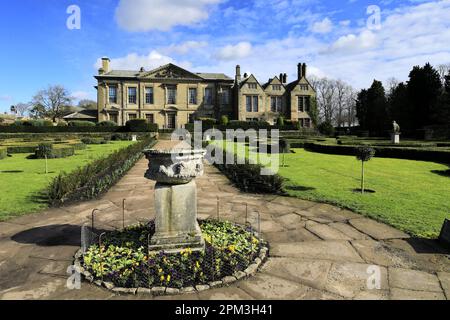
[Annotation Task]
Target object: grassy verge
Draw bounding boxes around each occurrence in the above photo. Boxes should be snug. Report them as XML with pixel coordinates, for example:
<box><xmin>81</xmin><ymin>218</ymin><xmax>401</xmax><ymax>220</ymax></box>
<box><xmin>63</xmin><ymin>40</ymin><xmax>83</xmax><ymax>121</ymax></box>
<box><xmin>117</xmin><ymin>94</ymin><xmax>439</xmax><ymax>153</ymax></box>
<box><xmin>0</xmin><ymin>141</ymin><xmax>134</xmax><ymax>220</ymax></box>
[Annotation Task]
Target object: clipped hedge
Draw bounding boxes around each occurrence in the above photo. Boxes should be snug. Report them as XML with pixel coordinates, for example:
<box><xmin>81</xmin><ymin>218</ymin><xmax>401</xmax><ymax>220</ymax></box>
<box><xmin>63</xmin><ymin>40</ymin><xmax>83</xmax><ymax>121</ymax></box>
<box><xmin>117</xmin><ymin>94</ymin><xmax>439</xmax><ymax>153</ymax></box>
<box><xmin>303</xmin><ymin>142</ymin><xmax>450</xmax><ymax>164</ymax></box>
<box><xmin>125</xmin><ymin>119</ymin><xmax>158</xmax><ymax>132</ymax></box>
<box><xmin>81</xmin><ymin>137</ymin><xmax>108</xmax><ymax>145</ymax></box>
<box><xmin>0</xmin><ymin>126</ymin><xmax>121</xmax><ymax>133</ymax></box>
<box><xmin>0</xmin><ymin>147</ymin><xmax>6</xmax><ymax>159</ymax></box>
<box><xmin>6</xmin><ymin>145</ymin><xmax>37</xmax><ymax>154</ymax></box>
<box><xmin>213</xmin><ymin>148</ymin><xmax>285</xmax><ymax>194</ymax></box>
<box><xmin>68</xmin><ymin>121</ymin><xmax>96</xmax><ymax>127</ymax></box>
<box><xmin>35</xmin><ymin>145</ymin><xmax>75</xmax><ymax>159</ymax></box>
<box><xmin>47</xmin><ymin>137</ymin><xmax>157</xmax><ymax>205</ymax></box>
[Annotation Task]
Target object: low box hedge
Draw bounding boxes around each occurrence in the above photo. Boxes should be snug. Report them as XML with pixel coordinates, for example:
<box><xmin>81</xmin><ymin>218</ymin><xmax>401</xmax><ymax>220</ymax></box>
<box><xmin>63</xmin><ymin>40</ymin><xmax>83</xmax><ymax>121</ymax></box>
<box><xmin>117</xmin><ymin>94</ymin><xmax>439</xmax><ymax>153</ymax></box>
<box><xmin>81</xmin><ymin>137</ymin><xmax>108</xmax><ymax>145</ymax></box>
<box><xmin>47</xmin><ymin>136</ymin><xmax>157</xmax><ymax>205</ymax></box>
<box><xmin>0</xmin><ymin>147</ymin><xmax>6</xmax><ymax>159</ymax></box>
<box><xmin>303</xmin><ymin>142</ymin><xmax>450</xmax><ymax>163</ymax></box>
<box><xmin>212</xmin><ymin>148</ymin><xmax>285</xmax><ymax>194</ymax></box>
<box><xmin>35</xmin><ymin>145</ymin><xmax>75</xmax><ymax>159</ymax></box>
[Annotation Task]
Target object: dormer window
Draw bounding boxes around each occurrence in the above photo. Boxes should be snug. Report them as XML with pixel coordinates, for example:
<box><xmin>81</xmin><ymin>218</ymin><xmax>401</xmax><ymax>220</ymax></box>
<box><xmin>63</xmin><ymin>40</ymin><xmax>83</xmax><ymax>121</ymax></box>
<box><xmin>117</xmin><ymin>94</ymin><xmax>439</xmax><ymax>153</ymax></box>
<box><xmin>300</xmin><ymin>84</ymin><xmax>309</xmax><ymax>91</ymax></box>
<box><xmin>248</xmin><ymin>83</ymin><xmax>257</xmax><ymax>89</ymax></box>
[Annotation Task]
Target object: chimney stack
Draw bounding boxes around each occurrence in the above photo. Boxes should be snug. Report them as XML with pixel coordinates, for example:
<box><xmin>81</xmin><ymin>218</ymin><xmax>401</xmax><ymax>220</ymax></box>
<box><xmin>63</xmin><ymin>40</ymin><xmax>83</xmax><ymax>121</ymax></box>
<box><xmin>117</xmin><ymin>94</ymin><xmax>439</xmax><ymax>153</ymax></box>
<box><xmin>302</xmin><ymin>63</ymin><xmax>307</xmax><ymax>78</ymax></box>
<box><xmin>100</xmin><ymin>57</ymin><xmax>110</xmax><ymax>75</ymax></box>
<box><xmin>298</xmin><ymin>63</ymin><xmax>303</xmax><ymax>80</ymax></box>
<box><xmin>236</xmin><ymin>65</ymin><xmax>241</xmax><ymax>82</ymax></box>
<box><xmin>279</xmin><ymin>73</ymin><xmax>283</xmax><ymax>82</ymax></box>
<box><xmin>283</xmin><ymin>73</ymin><xmax>287</xmax><ymax>84</ymax></box>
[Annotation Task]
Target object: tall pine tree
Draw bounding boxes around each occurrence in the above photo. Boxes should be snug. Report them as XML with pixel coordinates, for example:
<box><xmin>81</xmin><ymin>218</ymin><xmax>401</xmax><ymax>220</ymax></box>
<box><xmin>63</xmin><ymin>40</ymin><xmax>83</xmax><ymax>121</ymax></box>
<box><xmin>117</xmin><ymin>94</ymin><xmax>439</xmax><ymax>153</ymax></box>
<box><xmin>407</xmin><ymin>63</ymin><xmax>442</xmax><ymax>129</ymax></box>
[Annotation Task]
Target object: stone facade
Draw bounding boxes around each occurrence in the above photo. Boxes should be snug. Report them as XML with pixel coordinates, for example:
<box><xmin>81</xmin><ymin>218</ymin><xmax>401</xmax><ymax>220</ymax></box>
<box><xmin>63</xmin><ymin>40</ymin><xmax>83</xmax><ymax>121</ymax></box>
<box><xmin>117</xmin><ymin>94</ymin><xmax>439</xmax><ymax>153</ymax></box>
<box><xmin>95</xmin><ymin>58</ymin><xmax>316</xmax><ymax>128</ymax></box>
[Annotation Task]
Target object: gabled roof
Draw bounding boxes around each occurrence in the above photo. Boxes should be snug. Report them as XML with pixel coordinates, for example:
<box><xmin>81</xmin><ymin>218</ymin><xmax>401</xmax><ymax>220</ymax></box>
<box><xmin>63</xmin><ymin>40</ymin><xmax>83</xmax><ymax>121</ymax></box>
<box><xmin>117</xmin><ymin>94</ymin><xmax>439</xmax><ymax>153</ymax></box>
<box><xmin>239</xmin><ymin>74</ymin><xmax>264</xmax><ymax>89</ymax></box>
<box><xmin>63</xmin><ymin>109</ymin><xmax>97</xmax><ymax>120</ymax></box>
<box><xmin>95</xmin><ymin>63</ymin><xmax>232</xmax><ymax>82</ymax></box>
<box><xmin>285</xmin><ymin>76</ymin><xmax>315</xmax><ymax>92</ymax></box>
<box><xmin>262</xmin><ymin>76</ymin><xmax>285</xmax><ymax>89</ymax></box>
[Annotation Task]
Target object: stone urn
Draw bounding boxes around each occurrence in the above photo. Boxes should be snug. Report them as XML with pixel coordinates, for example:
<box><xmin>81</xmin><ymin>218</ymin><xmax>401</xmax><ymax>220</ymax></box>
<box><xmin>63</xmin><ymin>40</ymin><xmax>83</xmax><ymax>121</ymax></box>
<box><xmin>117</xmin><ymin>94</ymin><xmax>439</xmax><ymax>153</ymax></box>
<box><xmin>144</xmin><ymin>141</ymin><xmax>206</xmax><ymax>253</ymax></box>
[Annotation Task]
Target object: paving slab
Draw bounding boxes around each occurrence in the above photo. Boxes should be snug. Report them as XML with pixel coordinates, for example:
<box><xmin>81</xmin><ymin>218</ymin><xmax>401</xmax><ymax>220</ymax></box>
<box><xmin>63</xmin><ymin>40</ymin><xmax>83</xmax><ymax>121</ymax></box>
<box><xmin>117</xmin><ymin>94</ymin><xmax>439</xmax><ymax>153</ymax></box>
<box><xmin>389</xmin><ymin>268</ymin><xmax>443</xmax><ymax>292</ymax></box>
<box><xmin>325</xmin><ymin>262</ymin><xmax>389</xmax><ymax>298</ymax></box>
<box><xmin>270</xmin><ymin>241</ymin><xmax>364</xmax><ymax>263</ymax></box>
<box><xmin>437</xmin><ymin>272</ymin><xmax>450</xmax><ymax>299</ymax></box>
<box><xmin>349</xmin><ymin>218</ymin><xmax>409</xmax><ymax>240</ymax></box>
<box><xmin>390</xmin><ymin>288</ymin><xmax>446</xmax><ymax>300</ymax></box>
<box><xmin>305</xmin><ymin>221</ymin><xmax>352</xmax><ymax>240</ymax></box>
<box><xmin>329</xmin><ymin>223</ymin><xmax>370</xmax><ymax>240</ymax></box>
<box><xmin>237</xmin><ymin>273</ymin><xmax>315</xmax><ymax>300</ymax></box>
<box><xmin>261</xmin><ymin>258</ymin><xmax>332</xmax><ymax>290</ymax></box>
<box><xmin>351</xmin><ymin>239</ymin><xmax>416</xmax><ymax>268</ymax></box>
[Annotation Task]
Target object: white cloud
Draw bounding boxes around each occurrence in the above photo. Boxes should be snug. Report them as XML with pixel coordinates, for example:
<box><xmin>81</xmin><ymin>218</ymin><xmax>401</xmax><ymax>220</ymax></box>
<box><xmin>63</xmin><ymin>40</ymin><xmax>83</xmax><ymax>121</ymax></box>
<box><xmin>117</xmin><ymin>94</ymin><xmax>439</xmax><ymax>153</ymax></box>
<box><xmin>329</xmin><ymin>30</ymin><xmax>378</xmax><ymax>53</ymax></box>
<box><xmin>95</xmin><ymin>51</ymin><xmax>175</xmax><ymax>71</ymax></box>
<box><xmin>311</xmin><ymin>17</ymin><xmax>333</xmax><ymax>33</ymax></box>
<box><xmin>214</xmin><ymin>42</ymin><xmax>253</xmax><ymax>61</ymax></box>
<box><xmin>115</xmin><ymin>0</ymin><xmax>223</xmax><ymax>32</ymax></box>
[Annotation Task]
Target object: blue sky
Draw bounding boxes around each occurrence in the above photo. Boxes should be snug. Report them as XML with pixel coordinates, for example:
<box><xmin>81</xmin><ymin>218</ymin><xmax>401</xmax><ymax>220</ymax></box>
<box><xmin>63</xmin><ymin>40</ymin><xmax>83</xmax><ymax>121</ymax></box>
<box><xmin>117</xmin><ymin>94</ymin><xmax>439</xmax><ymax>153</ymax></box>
<box><xmin>1</xmin><ymin>0</ymin><xmax>450</xmax><ymax>112</ymax></box>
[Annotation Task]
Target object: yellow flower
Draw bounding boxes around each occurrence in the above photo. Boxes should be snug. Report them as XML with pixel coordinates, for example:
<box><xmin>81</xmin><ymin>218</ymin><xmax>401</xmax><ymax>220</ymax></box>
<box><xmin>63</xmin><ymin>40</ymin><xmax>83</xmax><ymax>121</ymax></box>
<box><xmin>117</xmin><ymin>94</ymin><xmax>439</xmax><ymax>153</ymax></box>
<box><xmin>158</xmin><ymin>268</ymin><xmax>163</xmax><ymax>274</ymax></box>
<box><xmin>160</xmin><ymin>275</ymin><xmax>165</xmax><ymax>281</ymax></box>
<box><xmin>228</xmin><ymin>245</ymin><xmax>236</xmax><ymax>253</ymax></box>
<box><xmin>252</xmin><ymin>237</ymin><xmax>259</xmax><ymax>244</ymax></box>
<box><xmin>167</xmin><ymin>275</ymin><xmax>171</xmax><ymax>282</ymax></box>
<box><xmin>195</xmin><ymin>261</ymin><xmax>200</xmax><ymax>269</ymax></box>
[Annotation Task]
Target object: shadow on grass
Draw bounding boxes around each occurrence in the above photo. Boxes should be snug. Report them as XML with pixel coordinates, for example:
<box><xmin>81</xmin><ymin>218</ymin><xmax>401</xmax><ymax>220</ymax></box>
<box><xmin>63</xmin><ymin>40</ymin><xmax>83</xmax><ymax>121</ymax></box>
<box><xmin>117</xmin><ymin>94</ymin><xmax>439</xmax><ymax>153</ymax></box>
<box><xmin>285</xmin><ymin>185</ymin><xmax>316</xmax><ymax>192</ymax></box>
<box><xmin>431</xmin><ymin>169</ymin><xmax>450</xmax><ymax>177</ymax></box>
<box><xmin>352</xmin><ymin>188</ymin><xmax>376</xmax><ymax>194</ymax></box>
<box><xmin>0</xmin><ymin>170</ymin><xmax>24</xmax><ymax>173</ymax></box>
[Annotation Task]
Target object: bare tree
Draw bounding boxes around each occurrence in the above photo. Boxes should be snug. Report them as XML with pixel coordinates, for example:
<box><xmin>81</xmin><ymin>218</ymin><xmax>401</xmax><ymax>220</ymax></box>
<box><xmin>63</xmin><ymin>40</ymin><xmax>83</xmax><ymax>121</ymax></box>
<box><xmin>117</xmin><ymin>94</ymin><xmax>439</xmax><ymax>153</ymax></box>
<box><xmin>32</xmin><ymin>85</ymin><xmax>72</xmax><ymax>122</ymax></box>
<box><xmin>386</xmin><ymin>77</ymin><xmax>400</xmax><ymax>97</ymax></box>
<box><xmin>11</xmin><ymin>103</ymin><xmax>31</xmax><ymax>117</ymax></box>
<box><xmin>437</xmin><ymin>63</ymin><xmax>450</xmax><ymax>84</ymax></box>
<box><xmin>335</xmin><ymin>80</ymin><xmax>353</xmax><ymax>127</ymax></box>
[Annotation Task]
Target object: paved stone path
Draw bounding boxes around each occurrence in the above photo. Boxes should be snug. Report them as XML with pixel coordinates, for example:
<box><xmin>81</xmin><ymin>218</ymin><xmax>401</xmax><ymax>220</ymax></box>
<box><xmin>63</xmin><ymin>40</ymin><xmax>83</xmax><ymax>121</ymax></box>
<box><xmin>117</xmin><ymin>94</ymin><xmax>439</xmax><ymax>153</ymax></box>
<box><xmin>0</xmin><ymin>143</ymin><xmax>449</xmax><ymax>300</ymax></box>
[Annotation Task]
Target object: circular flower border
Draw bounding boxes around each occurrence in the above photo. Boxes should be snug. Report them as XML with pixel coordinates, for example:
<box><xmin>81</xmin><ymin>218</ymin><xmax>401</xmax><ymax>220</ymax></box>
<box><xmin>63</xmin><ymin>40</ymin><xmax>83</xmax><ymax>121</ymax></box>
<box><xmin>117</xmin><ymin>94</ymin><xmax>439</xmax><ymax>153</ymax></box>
<box><xmin>73</xmin><ymin>227</ymin><xmax>269</xmax><ymax>296</ymax></box>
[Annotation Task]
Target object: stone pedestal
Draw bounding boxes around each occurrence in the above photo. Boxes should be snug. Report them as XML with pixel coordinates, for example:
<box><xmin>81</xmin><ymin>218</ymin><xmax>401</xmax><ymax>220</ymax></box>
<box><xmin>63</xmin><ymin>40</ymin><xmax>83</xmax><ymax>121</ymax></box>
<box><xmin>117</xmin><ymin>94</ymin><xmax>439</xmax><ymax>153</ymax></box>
<box><xmin>131</xmin><ymin>135</ymin><xmax>138</xmax><ymax>142</ymax></box>
<box><xmin>149</xmin><ymin>181</ymin><xmax>204</xmax><ymax>253</ymax></box>
<box><xmin>391</xmin><ymin>133</ymin><xmax>400</xmax><ymax>144</ymax></box>
<box><xmin>144</xmin><ymin>142</ymin><xmax>206</xmax><ymax>254</ymax></box>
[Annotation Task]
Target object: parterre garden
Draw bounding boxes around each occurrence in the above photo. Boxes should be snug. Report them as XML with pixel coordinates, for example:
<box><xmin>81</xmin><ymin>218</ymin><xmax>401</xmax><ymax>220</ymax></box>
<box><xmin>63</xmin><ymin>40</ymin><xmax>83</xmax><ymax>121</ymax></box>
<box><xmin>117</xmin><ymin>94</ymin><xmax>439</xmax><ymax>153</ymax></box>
<box><xmin>0</xmin><ymin>132</ymin><xmax>156</xmax><ymax>220</ymax></box>
<box><xmin>209</xmin><ymin>135</ymin><xmax>450</xmax><ymax>239</ymax></box>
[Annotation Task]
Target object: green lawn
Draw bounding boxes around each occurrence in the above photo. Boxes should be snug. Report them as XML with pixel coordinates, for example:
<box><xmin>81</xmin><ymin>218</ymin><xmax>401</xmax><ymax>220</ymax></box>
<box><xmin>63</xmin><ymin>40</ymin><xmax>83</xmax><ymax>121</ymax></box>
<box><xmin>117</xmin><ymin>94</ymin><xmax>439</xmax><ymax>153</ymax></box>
<box><xmin>211</xmin><ymin>141</ymin><xmax>450</xmax><ymax>238</ymax></box>
<box><xmin>0</xmin><ymin>141</ymin><xmax>135</xmax><ymax>220</ymax></box>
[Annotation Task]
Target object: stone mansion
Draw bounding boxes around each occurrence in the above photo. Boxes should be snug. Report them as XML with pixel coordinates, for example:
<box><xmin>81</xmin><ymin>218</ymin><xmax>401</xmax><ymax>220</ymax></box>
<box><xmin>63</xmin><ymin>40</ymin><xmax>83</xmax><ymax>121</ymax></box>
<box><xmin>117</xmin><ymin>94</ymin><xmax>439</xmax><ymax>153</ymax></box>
<box><xmin>95</xmin><ymin>58</ymin><xmax>316</xmax><ymax>129</ymax></box>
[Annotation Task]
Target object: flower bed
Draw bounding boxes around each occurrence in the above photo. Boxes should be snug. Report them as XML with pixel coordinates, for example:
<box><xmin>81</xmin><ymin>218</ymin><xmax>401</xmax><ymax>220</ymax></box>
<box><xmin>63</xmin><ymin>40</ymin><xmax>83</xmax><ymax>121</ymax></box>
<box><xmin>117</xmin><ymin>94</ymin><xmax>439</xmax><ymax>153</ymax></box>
<box><xmin>76</xmin><ymin>220</ymin><xmax>268</xmax><ymax>295</ymax></box>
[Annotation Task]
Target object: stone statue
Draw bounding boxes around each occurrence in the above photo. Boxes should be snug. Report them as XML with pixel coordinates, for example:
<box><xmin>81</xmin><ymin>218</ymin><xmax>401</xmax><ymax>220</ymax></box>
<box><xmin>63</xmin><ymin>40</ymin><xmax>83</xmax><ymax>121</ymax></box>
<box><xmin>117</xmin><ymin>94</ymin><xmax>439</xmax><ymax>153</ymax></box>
<box><xmin>392</xmin><ymin>121</ymin><xmax>400</xmax><ymax>133</ymax></box>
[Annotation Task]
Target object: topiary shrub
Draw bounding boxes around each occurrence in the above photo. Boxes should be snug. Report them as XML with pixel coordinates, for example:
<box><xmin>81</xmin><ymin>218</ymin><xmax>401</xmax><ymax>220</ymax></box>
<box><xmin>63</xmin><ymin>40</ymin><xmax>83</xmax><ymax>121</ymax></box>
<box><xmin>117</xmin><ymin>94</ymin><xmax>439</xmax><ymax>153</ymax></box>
<box><xmin>318</xmin><ymin>121</ymin><xmax>335</xmax><ymax>136</ymax></box>
<box><xmin>356</xmin><ymin>146</ymin><xmax>375</xmax><ymax>194</ymax></box>
<box><xmin>276</xmin><ymin>116</ymin><xmax>285</xmax><ymax>127</ymax></box>
<box><xmin>219</xmin><ymin>115</ymin><xmax>229</xmax><ymax>126</ymax></box>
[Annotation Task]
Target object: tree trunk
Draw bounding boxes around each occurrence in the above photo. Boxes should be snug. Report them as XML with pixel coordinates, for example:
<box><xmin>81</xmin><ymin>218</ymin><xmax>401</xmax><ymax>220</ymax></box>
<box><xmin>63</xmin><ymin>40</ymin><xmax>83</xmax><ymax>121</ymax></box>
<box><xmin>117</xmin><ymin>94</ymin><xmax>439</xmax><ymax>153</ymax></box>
<box><xmin>361</xmin><ymin>161</ymin><xmax>365</xmax><ymax>194</ymax></box>
<box><xmin>45</xmin><ymin>155</ymin><xmax>48</xmax><ymax>174</ymax></box>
